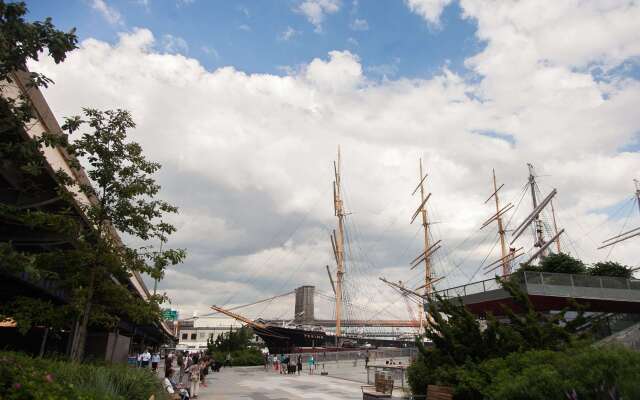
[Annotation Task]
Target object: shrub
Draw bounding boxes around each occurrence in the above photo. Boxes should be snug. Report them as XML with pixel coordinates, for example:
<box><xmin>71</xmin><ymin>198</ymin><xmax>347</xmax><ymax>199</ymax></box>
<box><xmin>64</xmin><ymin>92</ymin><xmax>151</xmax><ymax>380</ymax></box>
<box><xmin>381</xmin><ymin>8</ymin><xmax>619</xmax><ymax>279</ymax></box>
<box><xmin>538</xmin><ymin>253</ymin><xmax>587</xmax><ymax>274</ymax></box>
<box><xmin>457</xmin><ymin>346</ymin><xmax>640</xmax><ymax>400</ymax></box>
<box><xmin>589</xmin><ymin>261</ymin><xmax>632</xmax><ymax>278</ymax></box>
<box><xmin>211</xmin><ymin>348</ymin><xmax>263</xmax><ymax>366</ymax></box>
<box><xmin>408</xmin><ymin>279</ymin><xmax>591</xmax><ymax>396</ymax></box>
<box><xmin>0</xmin><ymin>351</ymin><xmax>167</xmax><ymax>400</ymax></box>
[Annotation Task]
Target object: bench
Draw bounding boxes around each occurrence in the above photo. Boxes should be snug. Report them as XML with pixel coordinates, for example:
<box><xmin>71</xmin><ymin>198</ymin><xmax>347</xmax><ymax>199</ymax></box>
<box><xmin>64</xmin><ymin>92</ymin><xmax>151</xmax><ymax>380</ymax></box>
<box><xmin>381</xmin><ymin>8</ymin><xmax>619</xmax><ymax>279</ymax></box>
<box><xmin>361</xmin><ymin>372</ymin><xmax>394</xmax><ymax>399</ymax></box>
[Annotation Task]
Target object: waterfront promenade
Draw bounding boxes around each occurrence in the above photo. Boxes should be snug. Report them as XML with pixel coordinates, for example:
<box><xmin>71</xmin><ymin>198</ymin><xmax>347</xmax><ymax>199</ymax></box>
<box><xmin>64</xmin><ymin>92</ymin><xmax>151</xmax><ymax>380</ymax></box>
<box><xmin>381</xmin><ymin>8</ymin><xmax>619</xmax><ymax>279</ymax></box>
<box><xmin>189</xmin><ymin>358</ymin><xmax>411</xmax><ymax>399</ymax></box>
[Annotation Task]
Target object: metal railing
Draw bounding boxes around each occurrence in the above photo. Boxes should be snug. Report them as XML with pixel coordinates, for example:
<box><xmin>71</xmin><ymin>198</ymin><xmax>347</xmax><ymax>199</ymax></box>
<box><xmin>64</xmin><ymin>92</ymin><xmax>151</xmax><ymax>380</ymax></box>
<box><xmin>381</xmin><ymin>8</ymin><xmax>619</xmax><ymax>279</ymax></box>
<box><xmin>278</xmin><ymin>347</ymin><xmax>416</xmax><ymax>364</ymax></box>
<box><xmin>430</xmin><ymin>271</ymin><xmax>640</xmax><ymax>300</ymax></box>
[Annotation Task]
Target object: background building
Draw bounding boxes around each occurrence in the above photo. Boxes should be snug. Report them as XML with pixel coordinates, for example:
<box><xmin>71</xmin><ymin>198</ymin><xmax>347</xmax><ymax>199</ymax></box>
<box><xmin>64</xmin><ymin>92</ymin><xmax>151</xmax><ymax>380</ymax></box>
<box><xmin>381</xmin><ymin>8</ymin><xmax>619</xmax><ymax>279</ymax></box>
<box><xmin>176</xmin><ymin>316</ymin><xmax>245</xmax><ymax>351</ymax></box>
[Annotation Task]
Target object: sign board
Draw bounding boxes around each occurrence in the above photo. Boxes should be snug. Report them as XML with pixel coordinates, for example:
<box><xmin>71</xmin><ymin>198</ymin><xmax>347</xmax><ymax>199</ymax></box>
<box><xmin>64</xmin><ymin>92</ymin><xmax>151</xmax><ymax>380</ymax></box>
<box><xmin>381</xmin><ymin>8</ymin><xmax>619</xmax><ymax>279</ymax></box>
<box><xmin>162</xmin><ymin>309</ymin><xmax>178</xmax><ymax>321</ymax></box>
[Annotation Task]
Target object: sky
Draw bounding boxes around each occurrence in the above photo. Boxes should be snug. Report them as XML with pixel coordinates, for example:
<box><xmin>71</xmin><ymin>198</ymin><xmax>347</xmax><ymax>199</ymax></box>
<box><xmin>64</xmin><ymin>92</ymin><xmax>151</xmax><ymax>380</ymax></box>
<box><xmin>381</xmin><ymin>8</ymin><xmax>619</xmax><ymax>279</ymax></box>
<box><xmin>26</xmin><ymin>0</ymin><xmax>640</xmax><ymax>321</ymax></box>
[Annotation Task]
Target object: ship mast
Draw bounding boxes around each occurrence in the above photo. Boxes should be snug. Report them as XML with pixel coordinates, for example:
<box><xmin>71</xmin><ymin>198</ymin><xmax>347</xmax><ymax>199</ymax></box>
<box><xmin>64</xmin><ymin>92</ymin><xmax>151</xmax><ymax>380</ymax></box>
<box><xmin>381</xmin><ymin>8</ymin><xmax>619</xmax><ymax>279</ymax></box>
<box><xmin>409</xmin><ymin>158</ymin><xmax>439</xmax><ymax>334</ymax></box>
<box><xmin>330</xmin><ymin>148</ymin><xmax>346</xmax><ymax>339</ymax></box>
<box><xmin>492</xmin><ymin>169</ymin><xmax>510</xmax><ymax>275</ymax></box>
<box><xmin>418</xmin><ymin>160</ymin><xmax>430</xmax><ymax>333</ymax></box>
<box><xmin>550</xmin><ymin>199</ymin><xmax>562</xmax><ymax>254</ymax></box>
<box><xmin>481</xmin><ymin>170</ymin><xmax>517</xmax><ymax>275</ymax></box>
<box><xmin>527</xmin><ymin>163</ymin><xmax>547</xmax><ymax>253</ymax></box>
<box><xmin>510</xmin><ymin>164</ymin><xmax>561</xmax><ymax>266</ymax></box>
<box><xmin>635</xmin><ymin>179</ymin><xmax>640</xmax><ymax>215</ymax></box>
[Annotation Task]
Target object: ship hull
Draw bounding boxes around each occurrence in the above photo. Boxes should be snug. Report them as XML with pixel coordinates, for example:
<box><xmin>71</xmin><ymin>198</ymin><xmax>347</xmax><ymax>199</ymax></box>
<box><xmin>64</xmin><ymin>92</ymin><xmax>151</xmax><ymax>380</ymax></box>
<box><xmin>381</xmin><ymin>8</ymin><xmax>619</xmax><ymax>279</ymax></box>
<box><xmin>254</xmin><ymin>325</ymin><xmax>326</xmax><ymax>354</ymax></box>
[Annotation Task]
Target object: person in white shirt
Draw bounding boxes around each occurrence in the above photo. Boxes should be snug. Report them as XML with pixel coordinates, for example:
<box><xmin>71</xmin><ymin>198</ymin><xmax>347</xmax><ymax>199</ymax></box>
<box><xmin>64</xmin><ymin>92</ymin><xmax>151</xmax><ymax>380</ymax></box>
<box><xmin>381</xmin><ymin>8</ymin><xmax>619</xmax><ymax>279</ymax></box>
<box><xmin>164</xmin><ymin>368</ymin><xmax>189</xmax><ymax>399</ymax></box>
<box><xmin>141</xmin><ymin>349</ymin><xmax>151</xmax><ymax>368</ymax></box>
<box><xmin>151</xmin><ymin>352</ymin><xmax>161</xmax><ymax>372</ymax></box>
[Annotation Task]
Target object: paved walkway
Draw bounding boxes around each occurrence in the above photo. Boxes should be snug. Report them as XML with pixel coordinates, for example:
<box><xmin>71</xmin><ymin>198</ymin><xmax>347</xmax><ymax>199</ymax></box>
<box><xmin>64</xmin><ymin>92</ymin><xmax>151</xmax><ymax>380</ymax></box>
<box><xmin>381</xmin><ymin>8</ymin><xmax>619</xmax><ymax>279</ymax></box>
<box><xmin>198</xmin><ymin>366</ymin><xmax>364</xmax><ymax>399</ymax></box>
<box><xmin>157</xmin><ymin>357</ymin><xmax>411</xmax><ymax>399</ymax></box>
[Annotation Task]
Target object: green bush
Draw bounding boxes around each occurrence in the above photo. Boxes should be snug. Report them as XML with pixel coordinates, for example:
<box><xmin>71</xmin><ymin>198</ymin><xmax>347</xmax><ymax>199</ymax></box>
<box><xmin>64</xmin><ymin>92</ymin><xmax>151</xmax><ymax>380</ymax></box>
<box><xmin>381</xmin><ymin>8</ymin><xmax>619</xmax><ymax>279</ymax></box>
<box><xmin>589</xmin><ymin>261</ymin><xmax>632</xmax><ymax>278</ymax></box>
<box><xmin>0</xmin><ymin>351</ymin><xmax>167</xmax><ymax>400</ymax></box>
<box><xmin>211</xmin><ymin>348</ymin><xmax>263</xmax><ymax>366</ymax></box>
<box><xmin>456</xmin><ymin>346</ymin><xmax>640</xmax><ymax>400</ymax></box>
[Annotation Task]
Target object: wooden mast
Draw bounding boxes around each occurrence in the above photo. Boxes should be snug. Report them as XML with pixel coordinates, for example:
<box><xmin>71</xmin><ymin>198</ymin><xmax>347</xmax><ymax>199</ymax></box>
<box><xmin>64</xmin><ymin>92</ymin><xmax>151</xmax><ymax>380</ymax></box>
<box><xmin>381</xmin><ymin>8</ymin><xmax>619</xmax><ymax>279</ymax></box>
<box><xmin>416</xmin><ymin>158</ymin><xmax>432</xmax><ymax>334</ymax></box>
<box><xmin>527</xmin><ymin>163</ymin><xmax>547</xmax><ymax>254</ymax></box>
<box><xmin>635</xmin><ymin>179</ymin><xmax>640</xmax><ymax>215</ymax></box>
<box><xmin>550</xmin><ymin>199</ymin><xmax>561</xmax><ymax>254</ymax></box>
<box><xmin>492</xmin><ymin>169</ymin><xmax>510</xmax><ymax>275</ymax></box>
<box><xmin>332</xmin><ymin>147</ymin><xmax>346</xmax><ymax>339</ymax></box>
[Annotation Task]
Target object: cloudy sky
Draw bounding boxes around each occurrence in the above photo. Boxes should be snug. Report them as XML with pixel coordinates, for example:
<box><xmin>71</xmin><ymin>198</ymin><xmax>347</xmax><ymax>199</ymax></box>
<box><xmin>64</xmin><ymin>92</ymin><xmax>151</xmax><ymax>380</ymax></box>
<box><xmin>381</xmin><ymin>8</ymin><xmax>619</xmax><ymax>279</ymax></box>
<box><xmin>28</xmin><ymin>0</ymin><xmax>640</xmax><ymax>321</ymax></box>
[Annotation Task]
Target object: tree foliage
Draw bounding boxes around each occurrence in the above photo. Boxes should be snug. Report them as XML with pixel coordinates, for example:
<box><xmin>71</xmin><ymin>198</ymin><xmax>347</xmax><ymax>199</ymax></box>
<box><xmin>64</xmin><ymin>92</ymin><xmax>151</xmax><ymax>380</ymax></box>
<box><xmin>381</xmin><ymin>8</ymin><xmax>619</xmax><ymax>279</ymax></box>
<box><xmin>206</xmin><ymin>326</ymin><xmax>254</xmax><ymax>353</ymax></box>
<box><xmin>0</xmin><ymin>1</ymin><xmax>185</xmax><ymax>360</ymax></box>
<box><xmin>589</xmin><ymin>261</ymin><xmax>632</xmax><ymax>278</ymax></box>
<box><xmin>59</xmin><ymin>108</ymin><xmax>186</xmax><ymax>360</ymax></box>
<box><xmin>0</xmin><ymin>0</ymin><xmax>79</xmax><ymax>341</ymax></box>
<box><xmin>407</xmin><ymin>279</ymin><xmax>591</xmax><ymax>397</ymax></box>
<box><xmin>455</xmin><ymin>346</ymin><xmax>640</xmax><ymax>400</ymax></box>
<box><xmin>521</xmin><ymin>252</ymin><xmax>587</xmax><ymax>274</ymax></box>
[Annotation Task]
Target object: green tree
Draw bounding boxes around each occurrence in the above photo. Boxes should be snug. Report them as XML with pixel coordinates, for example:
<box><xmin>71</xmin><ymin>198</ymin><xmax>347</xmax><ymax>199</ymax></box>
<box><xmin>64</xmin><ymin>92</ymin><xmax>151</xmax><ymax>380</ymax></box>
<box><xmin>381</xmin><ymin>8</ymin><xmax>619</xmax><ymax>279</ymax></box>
<box><xmin>528</xmin><ymin>252</ymin><xmax>587</xmax><ymax>274</ymax></box>
<box><xmin>0</xmin><ymin>0</ymin><xmax>78</xmax><ymax>349</ymax></box>
<box><xmin>589</xmin><ymin>261</ymin><xmax>632</xmax><ymax>278</ymax></box>
<box><xmin>456</xmin><ymin>346</ymin><xmax>640</xmax><ymax>400</ymax></box>
<box><xmin>61</xmin><ymin>108</ymin><xmax>186</xmax><ymax>361</ymax></box>
<box><xmin>407</xmin><ymin>278</ymin><xmax>590</xmax><ymax>397</ymax></box>
<box><xmin>0</xmin><ymin>1</ymin><xmax>185</xmax><ymax>361</ymax></box>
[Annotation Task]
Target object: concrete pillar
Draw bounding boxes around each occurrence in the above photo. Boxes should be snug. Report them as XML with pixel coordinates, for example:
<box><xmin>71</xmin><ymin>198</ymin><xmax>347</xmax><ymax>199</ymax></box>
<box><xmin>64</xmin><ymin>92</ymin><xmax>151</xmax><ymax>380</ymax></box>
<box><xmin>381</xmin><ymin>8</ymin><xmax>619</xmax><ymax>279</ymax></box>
<box><xmin>294</xmin><ymin>285</ymin><xmax>315</xmax><ymax>324</ymax></box>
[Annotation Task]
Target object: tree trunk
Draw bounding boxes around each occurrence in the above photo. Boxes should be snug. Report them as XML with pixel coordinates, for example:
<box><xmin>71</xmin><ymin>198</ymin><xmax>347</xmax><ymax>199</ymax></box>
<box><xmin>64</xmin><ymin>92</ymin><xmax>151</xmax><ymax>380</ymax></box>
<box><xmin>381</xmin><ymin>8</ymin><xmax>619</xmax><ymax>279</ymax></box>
<box><xmin>67</xmin><ymin>316</ymin><xmax>79</xmax><ymax>357</ymax></box>
<box><xmin>38</xmin><ymin>327</ymin><xmax>49</xmax><ymax>358</ymax></box>
<box><xmin>109</xmin><ymin>322</ymin><xmax>120</xmax><ymax>363</ymax></box>
<box><xmin>71</xmin><ymin>268</ymin><xmax>96</xmax><ymax>362</ymax></box>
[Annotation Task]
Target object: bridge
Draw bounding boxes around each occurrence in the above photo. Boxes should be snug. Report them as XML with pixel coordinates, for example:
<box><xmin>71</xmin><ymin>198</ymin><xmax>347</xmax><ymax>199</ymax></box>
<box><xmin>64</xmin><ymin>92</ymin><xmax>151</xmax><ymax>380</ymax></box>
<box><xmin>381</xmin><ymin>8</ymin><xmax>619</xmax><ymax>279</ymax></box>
<box><xmin>430</xmin><ymin>271</ymin><xmax>640</xmax><ymax>316</ymax></box>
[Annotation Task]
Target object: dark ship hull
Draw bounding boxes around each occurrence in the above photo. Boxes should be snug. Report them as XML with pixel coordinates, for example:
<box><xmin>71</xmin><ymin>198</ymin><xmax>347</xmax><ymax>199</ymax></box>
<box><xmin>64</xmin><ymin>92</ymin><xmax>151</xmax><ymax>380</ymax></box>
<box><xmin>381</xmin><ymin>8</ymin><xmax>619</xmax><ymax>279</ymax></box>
<box><xmin>253</xmin><ymin>325</ymin><xmax>326</xmax><ymax>354</ymax></box>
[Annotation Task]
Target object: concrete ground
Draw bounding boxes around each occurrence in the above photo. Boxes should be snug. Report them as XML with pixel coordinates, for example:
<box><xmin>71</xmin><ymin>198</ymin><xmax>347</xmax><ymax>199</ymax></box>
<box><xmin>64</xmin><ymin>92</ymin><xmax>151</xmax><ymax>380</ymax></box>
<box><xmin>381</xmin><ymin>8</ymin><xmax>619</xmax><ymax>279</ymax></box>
<box><xmin>194</xmin><ymin>360</ymin><xmax>411</xmax><ymax>400</ymax></box>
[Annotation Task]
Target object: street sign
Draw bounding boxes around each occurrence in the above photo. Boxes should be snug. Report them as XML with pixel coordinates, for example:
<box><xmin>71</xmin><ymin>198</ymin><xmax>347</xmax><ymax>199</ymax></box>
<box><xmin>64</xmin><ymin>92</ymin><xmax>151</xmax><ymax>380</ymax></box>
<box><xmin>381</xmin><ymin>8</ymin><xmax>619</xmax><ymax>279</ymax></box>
<box><xmin>162</xmin><ymin>309</ymin><xmax>178</xmax><ymax>321</ymax></box>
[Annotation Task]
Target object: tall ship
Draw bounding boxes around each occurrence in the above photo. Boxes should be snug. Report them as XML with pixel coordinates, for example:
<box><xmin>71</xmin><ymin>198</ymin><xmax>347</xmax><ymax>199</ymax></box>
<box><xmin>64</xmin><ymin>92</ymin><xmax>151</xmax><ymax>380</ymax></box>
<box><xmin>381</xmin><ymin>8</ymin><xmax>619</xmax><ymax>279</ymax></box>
<box><xmin>210</xmin><ymin>149</ymin><xmax>423</xmax><ymax>354</ymax></box>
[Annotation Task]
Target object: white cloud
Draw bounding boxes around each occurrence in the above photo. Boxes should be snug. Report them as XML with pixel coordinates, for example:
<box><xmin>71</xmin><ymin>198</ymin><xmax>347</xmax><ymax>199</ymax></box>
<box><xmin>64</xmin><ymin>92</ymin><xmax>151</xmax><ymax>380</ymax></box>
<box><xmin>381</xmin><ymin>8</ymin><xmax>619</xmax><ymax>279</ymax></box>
<box><xmin>279</xmin><ymin>26</ymin><xmax>300</xmax><ymax>41</ymax></box>
<box><xmin>238</xmin><ymin>24</ymin><xmax>252</xmax><ymax>32</ymax></box>
<box><xmin>201</xmin><ymin>45</ymin><xmax>220</xmax><ymax>60</ymax></box>
<box><xmin>91</xmin><ymin>0</ymin><xmax>123</xmax><ymax>25</ymax></box>
<box><xmin>347</xmin><ymin>37</ymin><xmax>359</xmax><ymax>47</ymax></box>
<box><xmin>32</xmin><ymin>1</ymin><xmax>640</xmax><ymax>318</ymax></box>
<box><xmin>349</xmin><ymin>18</ymin><xmax>369</xmax><ymax>31</ymax></box>
<box><xmin>304</xmin><ymin>50</ymin><xmax>363</xmax><ymax>91</ymax></box>
<box><xmin>176</xmin><ymin>0</ymin><xmax>194</xmax><ymax>6</ymax></box>
<box><xmin>161</xmin><ymin>34</ymin><xmax>189</xmax><ymax>54</ymax></box>
<box><xmin>405</xmin><ymin>0</ymin><xmax>452</xmax><ymax>27</ymax></box>
<box><xmin>295</xmin><ymin>0</ymin><xmax>341</xmax><ymax>32</ymax></box>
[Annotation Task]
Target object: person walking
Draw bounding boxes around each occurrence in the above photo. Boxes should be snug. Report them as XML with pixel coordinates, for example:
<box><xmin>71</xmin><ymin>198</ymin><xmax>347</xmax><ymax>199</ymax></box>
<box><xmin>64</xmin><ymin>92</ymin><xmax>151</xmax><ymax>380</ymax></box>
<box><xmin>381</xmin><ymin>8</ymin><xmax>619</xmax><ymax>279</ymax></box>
<box><xmin>307</xmin><ymin>355</ymin><xmax>315</xmax><ymax>375</ymax></box>
<box><xmin>141</xmin><ymin>349</ymin><xmax>151</xmax><ymax>369</ymax></box>
<box><xmin>177</xmin><ymin>352</ymin><xmax>185</xmax><ymax>383</ymax></box>
<box><xmin>165</xmin><ymin>353</ymin><xmax>173</xmax><ymax>373</ymax></box>
<box><xmin>187</xmin><ymin>359</ymin><xmax>201</xmax><ymax>398</ymax></box>
<box><xmin>199</xmin><ymin>359</ymin><xmax>208</xmax><ymax>388</ymax></box>
<box><xmin>296</xmin><ymin>355</ymin><xmax>302</xmax><ymax>375</ymax></box>
<box><xmin>151</xmin><ymin>351</ymin><xmax>161</xmax><ymax>373</ymax></box>
<box><xmin>225</xmin><ymin>352</ymin><xmax>232</xmax><ymax>368</ymax></box>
